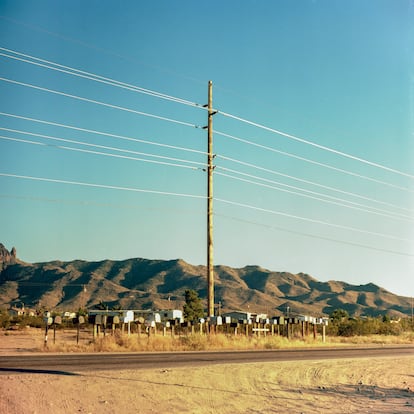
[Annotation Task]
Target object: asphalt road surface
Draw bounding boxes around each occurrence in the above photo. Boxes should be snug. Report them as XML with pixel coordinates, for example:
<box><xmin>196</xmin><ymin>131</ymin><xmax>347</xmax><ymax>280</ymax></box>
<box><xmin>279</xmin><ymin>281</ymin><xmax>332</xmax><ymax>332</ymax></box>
<box><xmin>0</xmin><ymin>346</ymin><xmax>412</xmax><ymax>375</ymax></box>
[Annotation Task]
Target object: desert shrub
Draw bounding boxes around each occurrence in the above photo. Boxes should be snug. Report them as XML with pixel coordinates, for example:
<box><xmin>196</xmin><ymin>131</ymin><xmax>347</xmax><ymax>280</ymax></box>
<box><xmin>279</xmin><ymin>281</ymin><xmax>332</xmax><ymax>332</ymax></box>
<box><xmin>0</xmin><ymin>309</ymin><xmax>11</xmax><ymax>329</ymax></box>
<box><xmin>334</xmin><ymin>317</ymin><xmax>404</xmax><ymax>337</ymax></box>
<box><xmin>378</xmin><ymin>321</ymin><xmax>403</xmax><ymax>335</ymax></box>
<box><xmin>10</xmin><ymin>314</ymin><xmax>44</xmax><ymax>329</ymax></box>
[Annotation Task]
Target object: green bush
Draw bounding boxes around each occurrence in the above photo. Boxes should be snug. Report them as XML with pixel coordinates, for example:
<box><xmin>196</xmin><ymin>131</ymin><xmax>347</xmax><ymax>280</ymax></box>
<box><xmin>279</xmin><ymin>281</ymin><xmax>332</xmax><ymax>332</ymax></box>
<box><xmin>0</xmin><ymin>310</ymin><xmax>11</xmax><ymax>329</ymax></box>
<box><xmin>332</xmin><ymin>317</ymin><xmax>404</xmax><ymax>337</ymax></box>
<box><xmin>9</xmin><ymin>315</ymin><xmax>44</xmax><ymax>329</ymax></box>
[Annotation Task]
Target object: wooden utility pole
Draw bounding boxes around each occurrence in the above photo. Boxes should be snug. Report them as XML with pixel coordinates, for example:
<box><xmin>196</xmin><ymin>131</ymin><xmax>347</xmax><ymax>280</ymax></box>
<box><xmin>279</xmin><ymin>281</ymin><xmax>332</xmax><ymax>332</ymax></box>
<box><xmin>207</xmin><ymin>80</ymin><xmax>215</xmax><ymax>317</ymax></box>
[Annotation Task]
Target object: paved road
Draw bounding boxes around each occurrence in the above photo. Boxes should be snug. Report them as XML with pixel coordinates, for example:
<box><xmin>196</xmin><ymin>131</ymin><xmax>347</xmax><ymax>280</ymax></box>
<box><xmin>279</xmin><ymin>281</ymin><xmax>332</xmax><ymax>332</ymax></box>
<box><xmin>0</xmin><ymin>346</ymin><xmax>412</xmax><ymax>375</ymax></box>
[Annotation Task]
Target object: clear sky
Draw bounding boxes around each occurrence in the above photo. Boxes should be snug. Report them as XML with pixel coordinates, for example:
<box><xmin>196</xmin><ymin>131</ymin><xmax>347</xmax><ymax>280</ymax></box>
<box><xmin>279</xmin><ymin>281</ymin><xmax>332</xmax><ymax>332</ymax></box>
<box><xmin>0</xmin><ymin>0</ymin><xmax>413</xmax><ymax>297</ymax></box>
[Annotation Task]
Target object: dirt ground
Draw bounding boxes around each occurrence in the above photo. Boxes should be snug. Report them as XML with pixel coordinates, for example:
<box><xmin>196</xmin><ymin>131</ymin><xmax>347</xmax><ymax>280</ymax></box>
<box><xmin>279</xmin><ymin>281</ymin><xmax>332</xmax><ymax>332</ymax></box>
<box><xmin>0</xmin><ymin>330</ymin><xmax>413</xmax><ymax>414</ymax></box>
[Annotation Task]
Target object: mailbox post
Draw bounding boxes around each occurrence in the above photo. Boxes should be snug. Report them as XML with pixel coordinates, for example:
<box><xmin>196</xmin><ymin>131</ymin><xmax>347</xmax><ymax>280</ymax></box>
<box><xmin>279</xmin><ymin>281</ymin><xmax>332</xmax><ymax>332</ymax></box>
<box><xmin>43</xmin><ymin>311</ymin><xmax>53</xmax><ymax>348</ymax></box>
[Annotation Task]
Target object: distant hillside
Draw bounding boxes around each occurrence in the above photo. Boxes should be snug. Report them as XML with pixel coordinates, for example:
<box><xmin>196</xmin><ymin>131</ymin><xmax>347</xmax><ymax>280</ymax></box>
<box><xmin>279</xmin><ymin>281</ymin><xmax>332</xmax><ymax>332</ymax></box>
<box><xmin>0</xmin><ymin>244</ymin><xmax>411</xmax><ymax>317</ymax></box>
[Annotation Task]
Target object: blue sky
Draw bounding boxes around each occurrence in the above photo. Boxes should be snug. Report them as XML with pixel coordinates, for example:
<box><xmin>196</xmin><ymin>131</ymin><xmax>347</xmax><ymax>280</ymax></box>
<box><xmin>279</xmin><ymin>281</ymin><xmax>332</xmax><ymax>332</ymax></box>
<box><xmin>0</xmin><ymin>0</ymin><xmax>413</xmax><ymax>298</ymax></box>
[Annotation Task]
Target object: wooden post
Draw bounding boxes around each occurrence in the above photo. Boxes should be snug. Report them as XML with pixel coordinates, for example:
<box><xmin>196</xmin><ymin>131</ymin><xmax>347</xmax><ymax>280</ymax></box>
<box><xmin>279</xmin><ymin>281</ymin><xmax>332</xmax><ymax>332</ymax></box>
<box><xmin>44</xmin><ymin>323</ymin><xmax>49</xmax><ymax>348</ymax></box>
<box><xmin>206</xmin><ymin>80</ymin><xmax>215</xmax><ymax>318</ymax></box>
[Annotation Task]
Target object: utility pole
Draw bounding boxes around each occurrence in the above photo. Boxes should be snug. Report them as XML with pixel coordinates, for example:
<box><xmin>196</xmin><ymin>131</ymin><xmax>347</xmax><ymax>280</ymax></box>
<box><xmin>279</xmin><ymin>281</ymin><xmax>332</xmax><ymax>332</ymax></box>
<box><xmin>206</xmin><ymin>80</ymin><xmax>215</xmax><ymax>317</ymax></box>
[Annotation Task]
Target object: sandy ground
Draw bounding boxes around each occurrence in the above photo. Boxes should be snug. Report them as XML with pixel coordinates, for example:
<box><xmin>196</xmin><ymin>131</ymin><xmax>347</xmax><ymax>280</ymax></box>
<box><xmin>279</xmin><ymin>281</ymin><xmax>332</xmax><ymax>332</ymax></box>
<box><xmin>0</xmin><ymin>330</ymin><xmax>413</xmax><ymax>414</ymax></box>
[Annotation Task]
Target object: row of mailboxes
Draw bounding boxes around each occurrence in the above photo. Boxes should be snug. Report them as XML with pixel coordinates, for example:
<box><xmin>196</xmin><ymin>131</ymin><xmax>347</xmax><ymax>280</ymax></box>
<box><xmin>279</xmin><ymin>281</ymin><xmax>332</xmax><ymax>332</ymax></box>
<box><xmin>88</xmin><ymin>310</ymin><xmax>135</xmax><ymax>325</ymax></box>
<box><xmin>90</xmin><ymin>314</ymin><xmax>122</xmax><ymax>325</ymax></box>
<box><xmin>43</xmin><ymin>312</ymin><xmax>328</xmax><ymax>327</ymax></box>
<box><xmin>43</xmin><ymin>313</ymin><xmax>86</xmax><ymax>325</ymax></box>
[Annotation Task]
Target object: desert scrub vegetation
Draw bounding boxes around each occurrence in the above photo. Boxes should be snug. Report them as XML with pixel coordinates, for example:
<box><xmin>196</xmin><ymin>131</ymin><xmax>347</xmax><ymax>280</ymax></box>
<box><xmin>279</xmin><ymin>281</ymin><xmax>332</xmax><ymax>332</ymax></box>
<box><xmin>326</xmin><ymin>312</ymin><xmax>410</xmax><ymax>337</ymax></box>
<box><xmin>42</xmin><ymin>327</ymin><xmax>414</xmax><ymax>353</ymax></box>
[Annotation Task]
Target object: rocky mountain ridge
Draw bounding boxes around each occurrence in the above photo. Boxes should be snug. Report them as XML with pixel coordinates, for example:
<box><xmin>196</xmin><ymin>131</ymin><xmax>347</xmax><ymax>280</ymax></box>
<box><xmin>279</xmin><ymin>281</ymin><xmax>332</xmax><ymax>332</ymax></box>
<box><xmin>0</xmin><ymin>243</ymin><xmax>17</xmax><ymax>269</ymax></box>
<box><xmin>0</xmin><ymin>245</ymin><xmax>411</xmax><ymax>317</ymax></box>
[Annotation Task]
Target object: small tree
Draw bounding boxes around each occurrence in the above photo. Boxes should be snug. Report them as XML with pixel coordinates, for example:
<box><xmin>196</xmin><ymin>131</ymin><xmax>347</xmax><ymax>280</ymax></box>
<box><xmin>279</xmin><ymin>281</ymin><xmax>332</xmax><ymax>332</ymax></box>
<box><xmin>0</xmin><ymin>308</ymin><xmax>10</xmax><ymax>329</ymax></box>
<box><xmin>183</xmin><ymin>289</ymin><xmax>204</xmax><ymax>322</ymax></box>
<box><xmin>330</xmin><ymin>308</ymin><xmax>349</xmax><ymax>322</ymax></box>
<box><xmin>95</xmin><ymin>301</ymin><xmax>108</xmax><ymax>310</ymax></box>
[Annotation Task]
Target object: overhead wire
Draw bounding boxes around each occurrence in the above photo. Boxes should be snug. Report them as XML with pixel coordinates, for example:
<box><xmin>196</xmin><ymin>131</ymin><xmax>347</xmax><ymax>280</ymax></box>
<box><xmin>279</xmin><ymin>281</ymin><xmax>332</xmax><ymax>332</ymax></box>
<box><xmin>214</xmin><ymin>197</ymin><xmax>412</xmax><ymax>243</ymax></box>
<box><xmin>215</xmin><ymin>213</ymin><xmax>414</xmax><ymax>258</ymax></box>
<box><xmin>0</xmin><ymin>77</ymin><xmax>202</xmax><ymax>129</ymax></box>
<box><xmin>0</xmin><ymin>47</ymin><xmax>205</xmax><ymax>109</ymax></box>
<box><xmin>0</xmin><ymin>194</ymin><xmax>205</xmax><ymax>216</ymax></box>
<box><xmin>214</xmin><ymin>169</ymin><xmax>413</xmax><ymax>223</ymax></box>
<box><xmin>0</xmin><ymin>127</ymin><xmax>206</xmax><ymax>169</ymax></box>
<box><xmin>0</xmin><ymin>112</ymin><xmax>207</xmax><ymax>156</ymax></box>
<box><xmin>0</xmin><ymin>135</ymin><xmax>203</xmax><ymax>170</ymax></box>
<box><xmin>218</xmin><ymin>110</ymin><xmax>414</xmax><ymax>180</ymax></box>
<box><xmin>215</xmin><ymin>130</ymin><xmax>414</xmax><ymax>193</ymax></box>
<box><xmin>0</xmin><ymin>173</ymin><xmax>206</xmax><ymax>199</ymax></box>
<box><xmin>216</xmin><ymin>153</ymin><xmax>413</xmax><ymax>214</ymax></box>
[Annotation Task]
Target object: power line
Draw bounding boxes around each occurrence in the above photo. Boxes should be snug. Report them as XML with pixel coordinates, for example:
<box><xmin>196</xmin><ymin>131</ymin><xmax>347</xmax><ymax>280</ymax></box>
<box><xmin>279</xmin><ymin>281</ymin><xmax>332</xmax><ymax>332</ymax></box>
<box><xmin>3</xmin><ymin>119</ymin><xmax>409</xmax><ymax>231</ymax></box>
<box><xmin>2</xmin><ymin>115</ymin><xmax>409</xmax><ymax>218</ymax></box>
<box><xmin>6</xmin><ymin>45</ymin><xmax>411</xmax><ymax>185</ymax></box>
<box><xmin>0</xmin><ymin>135</ymin><xmax>203</xmax><ymax>170</ymax></box>
<box><xmin>215</xmin><ymin>169</ymin><xmax>413</xmax><ymax>223</ymax></box>
<box><xmin>0</xmin><ymin>77</ymin><xmax>202</xmax><ymax>129</ymax></box>
<box><xmin>0</xmin><ymin>112</ymin><xmax>207</xmax><ymax>156</ymax></box>
<box><xmin>218</xmin><ymin>110</ymin><xmax>414</xmax><ymax>180</ymax></box>
<box><xmin>216</xmin><ymin>154</ymin><xmax>413</xmax><ymax>214</ymax></box>
<box><xmin>0</xmin><ymin>173</ymin><xmax>206</xmax><ymax>199</ymax></box>
<box><xmin>0</xmin><ymin>193</ymin><xmax>205</xmax><ymax>216</ymax></box>
<box><xmin>0</xmin><ymin>51</ymin><xmax>411</xmax><ymax>265</ymax></box>
<box><xmin>0</xmin><ymin>127</ymin><xmax>205</xmax><ymax>168</ymax></box>
<box><xmin>215</xmin><ymin>197</ymin><xmax>412</xmax><ymax>243</ymax></box>
<box><xmin>0</xmin><ymin>47</ymin><xmax>205</xmax><ymax>109</ymax></box>
<box><xmin>215</xmin><ymin>130</ymin><xmax>414</xmax><ymax>193</ymax></box>
<box><xmin>215</xmin><ymin>213</ymin><xmax>414</xmax><ymax>258</ymax></box>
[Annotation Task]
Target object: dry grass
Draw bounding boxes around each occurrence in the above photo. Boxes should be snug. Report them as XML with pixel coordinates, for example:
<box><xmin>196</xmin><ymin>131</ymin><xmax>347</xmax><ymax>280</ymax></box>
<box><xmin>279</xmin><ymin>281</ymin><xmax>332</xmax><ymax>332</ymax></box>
<box><xmin>42</xmin><ymin>329</ymin><xmax>414</xmax><ymax>353</ymax></box>
<box><xmin>331</xmin><ymin>331</ymin><xmax>414</xmax><ymax>345</ymax></box>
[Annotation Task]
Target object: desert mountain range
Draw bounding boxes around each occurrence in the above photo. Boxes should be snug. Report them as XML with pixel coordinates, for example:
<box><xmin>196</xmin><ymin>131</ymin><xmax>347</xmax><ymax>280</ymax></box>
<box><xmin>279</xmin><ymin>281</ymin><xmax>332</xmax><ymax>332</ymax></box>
<box><xmin>0</xmin><ymin>244</ymin><xmax>411</xmax><ymax>317</ymax></box>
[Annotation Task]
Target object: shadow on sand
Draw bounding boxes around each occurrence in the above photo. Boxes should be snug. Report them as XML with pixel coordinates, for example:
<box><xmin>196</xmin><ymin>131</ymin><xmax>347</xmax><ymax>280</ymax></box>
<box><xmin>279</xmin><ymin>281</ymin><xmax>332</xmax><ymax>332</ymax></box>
<box><xmin>0</xmin><ymin>367</ymin><xmax>80</xmax><ymax>376</ymax></box>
